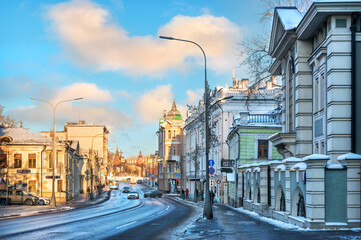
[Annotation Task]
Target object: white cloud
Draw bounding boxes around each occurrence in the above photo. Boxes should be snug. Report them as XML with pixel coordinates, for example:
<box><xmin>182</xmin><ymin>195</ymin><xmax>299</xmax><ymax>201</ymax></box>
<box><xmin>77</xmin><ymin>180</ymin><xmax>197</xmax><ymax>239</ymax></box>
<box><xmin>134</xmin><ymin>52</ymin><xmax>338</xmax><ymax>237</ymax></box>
<box><xmin>10</xmin><ymin>82</ymin><xmax>132</xmax><ymax>131</ymax></box>
<box><xmin>134</xmin><ymin>85</ymin><xmax>173</xmax><ymax>123</ymax></box>
<box><xmin>184</xmin><ymin>89</ymin><xmax>202</xmax><ymax>105</ymax></box>
<box><xmin>46</xmin><ymin>0</ymin><xmax>243</xmax><ymax>77</ymax></box>
<box><xmin>54</xmin><ymin>82</ymin><xmax>113</xmax><ymax>102</ymax></box>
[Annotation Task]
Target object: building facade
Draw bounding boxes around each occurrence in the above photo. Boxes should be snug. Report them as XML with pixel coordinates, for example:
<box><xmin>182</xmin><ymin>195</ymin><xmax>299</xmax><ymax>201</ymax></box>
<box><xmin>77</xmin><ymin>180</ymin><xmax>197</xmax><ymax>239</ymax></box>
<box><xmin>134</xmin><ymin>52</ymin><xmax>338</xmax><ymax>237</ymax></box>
<box><xmin>241</xmin><ymin>1</ymin><xmax>361</xmax><ymax>229</ymax></box>
<box><xmin>0</xmin><ymin>127</ymin><xmax>81</xmax><ymax>203</ymax></box>
<box><xmin>157</xmin><ymin>101</ymin><xmax>184</xmax><ymax>193</ymax></box>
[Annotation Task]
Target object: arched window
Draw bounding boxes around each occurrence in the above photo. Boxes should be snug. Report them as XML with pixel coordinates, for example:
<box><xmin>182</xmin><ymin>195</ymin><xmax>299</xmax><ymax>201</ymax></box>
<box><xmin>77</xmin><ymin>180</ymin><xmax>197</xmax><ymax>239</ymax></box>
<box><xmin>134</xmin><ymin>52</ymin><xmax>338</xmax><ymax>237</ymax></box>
<box><xmin>292</xmin><ymin>187</ymin><xmax>306</xmax><ymax>217</ymax></box>
<box><xmin>276</xmin><ymin>186</ymin><xmax>286</xmax><ymax>211</ymax></box>
<box><xmin>254</xmin><ymin>184</ymin><xmax>260</xmax><ymax>203</ymax></box>
<box><xmin>246</xmin><ymin>183</ymin><xmax>252</xmax><ymax>200</ymax></box>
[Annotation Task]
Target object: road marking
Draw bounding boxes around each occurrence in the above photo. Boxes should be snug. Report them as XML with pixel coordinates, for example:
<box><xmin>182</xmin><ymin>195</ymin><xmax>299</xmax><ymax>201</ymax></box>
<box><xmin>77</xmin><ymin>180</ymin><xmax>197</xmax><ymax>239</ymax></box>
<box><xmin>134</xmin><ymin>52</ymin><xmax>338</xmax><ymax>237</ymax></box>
<box><xmin>116</xmin><ymin>221</ymin><xmax>137</xmax><ymax>229</ymax></box>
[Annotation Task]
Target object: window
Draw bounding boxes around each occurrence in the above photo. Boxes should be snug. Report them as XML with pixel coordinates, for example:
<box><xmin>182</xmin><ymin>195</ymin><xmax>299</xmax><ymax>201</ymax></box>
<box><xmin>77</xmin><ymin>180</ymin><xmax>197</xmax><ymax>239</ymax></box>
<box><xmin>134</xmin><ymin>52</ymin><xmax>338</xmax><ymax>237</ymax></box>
<box><xmin>168</xmin><ymin>163</ymin><xmax>172</xmax><ymax>173</ymax></box>
<box><xmin>28</xmin><ymin>180</ymin><xmax>36</xmax><ymax>193</ymax></box>
<box><xmin>173</xmin><ymin>130</ymin><xmax>176</xmax><ymax>138</ymax></box>
<box><xmin>258</xmin><ymin>140</ymin><xmax>269</xmax><ymax>159</ymax></box>
<box><xmin>173</xmin><ymin>146</ymin><xmax>176</xmax><ymax>155</ymax></box>
<box><xmin>315</xmin><ymin>142</ymin><xmax>319</xmax><ymax>154</ymax></box>
<box><xmin>321</xmin><ymin>142</ymin><xmax>325</xmax><ymax>155</ymax></box>
<box><xmin>320</xmin><ymin>74</ymin><xmax>325</xmax><ymax>111</ymax></box>
<box><xmin>14</xmin><ymin>154</ymin><xmax>22</xmax><ymax>168</ymax></box>
<box><xmin>0</xmin><ymin>154</ymin><xmax>6</xmax><ymax>168</ymax></box>
<box><xmin>167</xmin><ymin>146</ymin><xmax>171</xmax><ymax>156</ymax></box>
<box><xmin>49</xmin><ymin>153</ymin><xmax>53</xmax><ymax>169</ymax></box>
<box><xmin>288</xmin><ymin>60</ymin><xmax>294</xmax><ymax>132</ymax></box>
<box><xmin>167</xmin><ymin>130</ymin><xmax>171</xmax><ymax>139</ymax></box>
<box><xmin>57</xmin><ymin>180</ymin><xmax>62</xmax><ymax>192</ymax></box>
<box><xmin>336</xmin><ymin>19</ymin><xmax>347</xmax><ymax>28</ymax></box>
<box><xmin>314</xmin><ymin>78</ymin><xmax>319</xmax><ymax>112</ymax></box>
<box><xmin>28</xmin><ymin>154</ymin><xmax>36</xmax><ymax>168</ymax></box>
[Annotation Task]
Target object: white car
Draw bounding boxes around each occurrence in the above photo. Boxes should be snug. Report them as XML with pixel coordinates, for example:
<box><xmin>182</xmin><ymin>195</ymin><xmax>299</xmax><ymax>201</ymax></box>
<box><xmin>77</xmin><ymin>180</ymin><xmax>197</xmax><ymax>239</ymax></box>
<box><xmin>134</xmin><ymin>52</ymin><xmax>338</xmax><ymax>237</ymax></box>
<box><xmin>127</xmin><ymin>191</ymin><xmax>139</xmax><ymax>199</ymax></box>
<box><xmin>38</xmin><ymin>197</ymin><xmax>51</xmax><ymax>205</ymax></box>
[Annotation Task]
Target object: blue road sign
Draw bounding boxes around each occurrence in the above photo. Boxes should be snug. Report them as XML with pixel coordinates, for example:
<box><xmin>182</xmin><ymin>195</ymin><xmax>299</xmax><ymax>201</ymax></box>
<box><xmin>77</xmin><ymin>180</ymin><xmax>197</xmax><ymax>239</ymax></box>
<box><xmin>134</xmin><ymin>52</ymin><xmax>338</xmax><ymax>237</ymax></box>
<box><xmin>209</xmin><ymin>167</ymin><xmax>215</xmax><ymax>175</ymax></box>
<box><xmin>209</xmin><ymin>159</ymin><xmax>215</xmax><ymax>167</ymax></box>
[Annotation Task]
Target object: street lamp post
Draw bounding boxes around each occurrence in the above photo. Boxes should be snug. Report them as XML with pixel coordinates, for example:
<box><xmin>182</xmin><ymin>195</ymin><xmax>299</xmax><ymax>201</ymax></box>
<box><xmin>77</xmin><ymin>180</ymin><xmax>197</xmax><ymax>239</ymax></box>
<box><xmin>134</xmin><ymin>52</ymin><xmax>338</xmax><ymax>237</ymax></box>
<box><xmin>159</xmin><ymin>36</ymin><xmax>213</xmax><ymax>219</ymax></box>
<box><xmin>30</xmin><ymin>97</ymin><xmax>83</xmax><ymax>208</ymax></box>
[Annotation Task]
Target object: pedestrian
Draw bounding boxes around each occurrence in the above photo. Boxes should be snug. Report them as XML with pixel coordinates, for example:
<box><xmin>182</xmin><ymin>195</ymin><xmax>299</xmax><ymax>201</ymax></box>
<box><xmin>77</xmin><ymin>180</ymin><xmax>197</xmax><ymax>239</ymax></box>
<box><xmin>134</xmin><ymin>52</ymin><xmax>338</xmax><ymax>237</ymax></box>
<box><xmin>210</xmin><ymin>190</ymin><xmax>215</xmax><ymax>204</ymax></box>
<box><xmin>185</xmin><ymin>188</ymin><xmax>189</xmax><ymax>199</ymax></box>
<box><xmin>181</xmin><ymin>189</ymin><xmax>185</xmax><ymax>199</ymax></box>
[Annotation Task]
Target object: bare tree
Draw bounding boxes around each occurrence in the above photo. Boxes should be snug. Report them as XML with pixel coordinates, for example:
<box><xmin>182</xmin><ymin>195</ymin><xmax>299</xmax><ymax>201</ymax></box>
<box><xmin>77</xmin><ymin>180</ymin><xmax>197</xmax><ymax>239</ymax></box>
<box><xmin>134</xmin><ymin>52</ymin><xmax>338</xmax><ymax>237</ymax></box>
<box><xmin>188</xmin><ymin>143</ymin><xmax>202</xmax><ymax>202</ymax></box>
<box><xmin>0</xmin><ymin>105</ymin><xmax>17</xmax><ymax>128</ymax></box>
<box><xmin>239</xmin><ymin>0</ymin><xmax>313</xmax><ymax>85</ymax></box>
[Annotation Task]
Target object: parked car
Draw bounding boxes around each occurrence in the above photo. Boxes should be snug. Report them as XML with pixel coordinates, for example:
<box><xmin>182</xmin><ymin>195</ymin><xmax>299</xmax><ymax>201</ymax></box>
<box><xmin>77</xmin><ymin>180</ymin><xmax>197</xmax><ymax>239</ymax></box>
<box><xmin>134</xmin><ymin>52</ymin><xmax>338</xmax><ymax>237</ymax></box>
<box><xmin>0</xmin><ymin>189</ymin><xmax>39</xmax><ymax>206</ymax></box>
<box><xmin>136</xmin><ymin>179</ymin><xmax>143</xmax><ymax>184</ymax></box>
<box><xmin>127</xmin><ymin>191</ymin><xmax>139</xmax><ymax>199</ymax></box>
<box><xmin>28</xmin><ymin>194</ymin><xmax>51</xmax><ymax>205</ymax></box>
<box><xmin>122</xmin><ymin>186</ymin><xmax>131</xmax><ymax>193</ymax></box>
<box><xmin>144</xmin><ymin>190</ymin><xmax>162</xmax><ymax>198</ymax></box>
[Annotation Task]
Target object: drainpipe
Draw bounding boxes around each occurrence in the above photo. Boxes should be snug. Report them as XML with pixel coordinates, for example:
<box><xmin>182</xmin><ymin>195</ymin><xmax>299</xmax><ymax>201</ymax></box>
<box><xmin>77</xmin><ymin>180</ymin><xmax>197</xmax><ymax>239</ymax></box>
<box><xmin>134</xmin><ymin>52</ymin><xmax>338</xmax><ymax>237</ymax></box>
<box><xmin>350</xmin><ymin>13</ymin><xmax>358</xmax><ymax>153</ymax></box>
<box><xmin>235</xmin><ymin>129</ymin><xmax>241</xmax><ymax>207</ymax></box>
<box><xmin>41</xmin><ymin>145</ymin><xmax>46</xmax><ymax>197</ymax></box>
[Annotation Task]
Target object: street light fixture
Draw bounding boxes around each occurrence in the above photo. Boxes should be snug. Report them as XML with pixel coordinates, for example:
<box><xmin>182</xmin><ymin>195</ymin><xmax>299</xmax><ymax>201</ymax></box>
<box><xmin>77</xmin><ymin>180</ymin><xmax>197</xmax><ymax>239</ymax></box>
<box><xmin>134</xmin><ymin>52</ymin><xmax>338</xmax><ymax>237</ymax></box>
<box><xmin>159</xmin><ymin>35</ymin><xmax>213</xmax><ymax>219</ymax></box>
<box><xmin>30</xmin><ymin>97</ymin><xmax>83</xmax><ymax>208</ymax></box>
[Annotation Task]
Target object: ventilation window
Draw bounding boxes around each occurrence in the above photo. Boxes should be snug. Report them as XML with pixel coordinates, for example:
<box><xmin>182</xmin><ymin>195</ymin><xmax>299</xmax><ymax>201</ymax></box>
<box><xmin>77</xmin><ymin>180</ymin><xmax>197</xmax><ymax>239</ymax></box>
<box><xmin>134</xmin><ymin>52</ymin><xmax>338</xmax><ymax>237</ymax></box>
<box><xmin>336</xmin><ymin>19</ymin><xmax>347</xmax><ymax>28</ymax></box>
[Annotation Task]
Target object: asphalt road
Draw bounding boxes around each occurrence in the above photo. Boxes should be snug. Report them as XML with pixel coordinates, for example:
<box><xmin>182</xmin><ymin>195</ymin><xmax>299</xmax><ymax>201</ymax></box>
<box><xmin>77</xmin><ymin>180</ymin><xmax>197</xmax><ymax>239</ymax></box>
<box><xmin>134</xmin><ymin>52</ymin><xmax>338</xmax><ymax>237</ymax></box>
<box><xmin>0</xmin><ymin>182</ymin><xmax>193</xmax><ymax>240</ymax></box>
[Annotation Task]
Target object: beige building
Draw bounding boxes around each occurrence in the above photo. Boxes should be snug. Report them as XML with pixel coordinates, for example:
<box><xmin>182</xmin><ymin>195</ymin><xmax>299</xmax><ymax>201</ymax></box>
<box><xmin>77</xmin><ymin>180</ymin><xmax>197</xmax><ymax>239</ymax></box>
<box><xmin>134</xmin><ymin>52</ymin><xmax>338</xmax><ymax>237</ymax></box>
<box><xmin>157</xmin><ymin>101</ymin><xmax>184</xmax><ymax>193</ymax></box>
<box><xmin>0</xmin><ymin>127</ymin><xmax>80</xmax><ymax>203</ymax></box>
<box><xmin>40</xmin><ymin>121</ymin><xmax>109</xmax><ymax>194</ymax></box>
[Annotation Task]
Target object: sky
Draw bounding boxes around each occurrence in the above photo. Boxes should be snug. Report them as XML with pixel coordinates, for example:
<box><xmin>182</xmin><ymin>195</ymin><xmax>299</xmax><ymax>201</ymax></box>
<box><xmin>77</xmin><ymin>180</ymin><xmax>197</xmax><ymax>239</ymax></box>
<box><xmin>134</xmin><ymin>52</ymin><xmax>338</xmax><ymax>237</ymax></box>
<box><xmin>0</xmin><ymin>0</ymin><xmax>267</xmax><ymax>157</ymax></box>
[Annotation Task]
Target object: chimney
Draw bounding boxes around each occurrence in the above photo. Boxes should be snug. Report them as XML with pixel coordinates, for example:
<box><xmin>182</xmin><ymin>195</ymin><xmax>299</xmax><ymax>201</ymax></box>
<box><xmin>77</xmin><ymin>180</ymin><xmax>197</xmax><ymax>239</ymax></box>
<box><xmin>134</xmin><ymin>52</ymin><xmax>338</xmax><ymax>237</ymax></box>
<box><xmin>232</xmin><ymin>68</ymin><xmax>235</xmax><ymax>80</ymax></box>
<box><xmin>78</xmin><ymin>120</ymin><xmax>85</xmax><ymax>125</ymax></box>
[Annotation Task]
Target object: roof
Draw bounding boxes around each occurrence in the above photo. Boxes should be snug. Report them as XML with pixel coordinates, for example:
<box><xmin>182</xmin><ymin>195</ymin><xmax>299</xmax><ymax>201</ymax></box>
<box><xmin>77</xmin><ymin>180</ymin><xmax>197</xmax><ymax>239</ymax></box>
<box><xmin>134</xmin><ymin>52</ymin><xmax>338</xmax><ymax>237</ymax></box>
<box><xmin>0</xmin><ymin>127</ymin><xmax>51</xmax><ymax>144</ymax></box>
<box><xmin>275</xmin><ymin>7</ymin><xmax>303</xmax><ymax>30</ymax></box>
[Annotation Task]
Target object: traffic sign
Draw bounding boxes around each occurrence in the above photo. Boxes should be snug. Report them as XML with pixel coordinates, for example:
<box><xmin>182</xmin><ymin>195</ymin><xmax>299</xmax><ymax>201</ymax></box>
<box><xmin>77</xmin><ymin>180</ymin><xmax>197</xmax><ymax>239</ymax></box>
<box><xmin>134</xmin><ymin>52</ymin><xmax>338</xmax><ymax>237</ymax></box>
<box><xmin>100</xmin><ymin>172</ymin><xmax>104</xmax><ymax>177</ymax></box>
<box><xmin>148</xmin><ymin>158</ymin><xmax>152</xmax><ymax>163</ymax></box>
<box><xmin>216</xmin><ymin>179</ymin><xmax>221</xmax><ymax>185</ymax></box>
<box><xmin>208</xmin><ymin>159</ymin><xmax>215</xmax><ymax>167</ymax></box>
<box><xmin>168</xmin><ymin>173</ymin><xmax>173</xmax><ymax>178</ymax></box>
<box><xmin>175</xmin><ymin>173</ymin><xmax>181</xmax><ymax>178</ymax></box>
<box><xmin>209</xmin><ymin>167</ymin><xmax>215</xmax><ymax>175</ymax></box>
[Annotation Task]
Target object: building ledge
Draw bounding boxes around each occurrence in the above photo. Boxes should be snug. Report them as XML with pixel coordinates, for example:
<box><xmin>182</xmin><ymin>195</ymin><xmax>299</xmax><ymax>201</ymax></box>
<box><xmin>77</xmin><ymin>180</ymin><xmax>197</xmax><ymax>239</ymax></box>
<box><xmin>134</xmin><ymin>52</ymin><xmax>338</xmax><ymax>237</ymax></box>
<box><xmin>269</xmin><ymin>132</ymin><xmax>296</xmax><ymax>158</ymax></box>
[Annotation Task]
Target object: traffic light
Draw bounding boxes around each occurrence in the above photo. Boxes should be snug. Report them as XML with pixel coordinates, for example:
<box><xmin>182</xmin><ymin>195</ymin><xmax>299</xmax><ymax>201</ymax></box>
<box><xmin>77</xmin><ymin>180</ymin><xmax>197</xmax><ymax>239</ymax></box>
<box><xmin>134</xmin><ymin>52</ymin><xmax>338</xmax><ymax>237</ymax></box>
<box><xmin>176</xmin><ymin>178</ymin><xmax>179</xmax><ymax>182</ymax></box>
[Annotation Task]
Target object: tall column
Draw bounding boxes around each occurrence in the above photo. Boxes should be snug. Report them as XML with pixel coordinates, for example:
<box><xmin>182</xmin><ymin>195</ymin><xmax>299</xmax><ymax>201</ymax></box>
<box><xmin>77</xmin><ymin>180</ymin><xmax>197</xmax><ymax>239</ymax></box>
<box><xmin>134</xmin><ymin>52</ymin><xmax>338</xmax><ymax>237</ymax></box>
<box><xmin>337</xmin><ymin>153</ymin><xmax>361</xmax><ymax>228</ymax></box>
<box><xmin>303</xmin><ymin>154</ymin><xmax>329</xmax><ymax>229</ymax></box>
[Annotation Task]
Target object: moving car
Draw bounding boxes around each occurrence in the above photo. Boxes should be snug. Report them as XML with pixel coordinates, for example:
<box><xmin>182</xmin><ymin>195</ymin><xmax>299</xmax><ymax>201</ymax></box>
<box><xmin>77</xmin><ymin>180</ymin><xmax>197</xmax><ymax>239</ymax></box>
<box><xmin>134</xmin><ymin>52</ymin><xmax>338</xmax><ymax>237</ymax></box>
<box><xmin>122</xmin><ymin>186</ymin><xmax>131</xmax><ymax>193</ymax></box>
<box><xmin>127</xmin><ymin>191</ymin><xmax>139</xmax><ymax>199</ymax></box>
<box><xmin>136</xmin><ymin>179</ymin><xmax>143</xmax><ymax>184</ymax></box>
<box><xmin>143</xmin><ymin>190</ymin><xmax>162</xmax><ymax>198</ymax></box>
<box><xmin>109</xmin><ymin>180</ymin><xmax>119</xmax><ymax>190</ymax></box>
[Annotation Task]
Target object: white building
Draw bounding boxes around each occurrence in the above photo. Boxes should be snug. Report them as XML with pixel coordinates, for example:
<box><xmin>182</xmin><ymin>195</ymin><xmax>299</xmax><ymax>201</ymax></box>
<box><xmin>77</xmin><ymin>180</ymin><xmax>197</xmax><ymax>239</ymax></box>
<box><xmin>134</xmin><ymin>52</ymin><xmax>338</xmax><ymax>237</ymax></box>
<box><xmin>184</xmin><ymin>73</ymin><xmax>281</xmax><ymax>203</ymax></box>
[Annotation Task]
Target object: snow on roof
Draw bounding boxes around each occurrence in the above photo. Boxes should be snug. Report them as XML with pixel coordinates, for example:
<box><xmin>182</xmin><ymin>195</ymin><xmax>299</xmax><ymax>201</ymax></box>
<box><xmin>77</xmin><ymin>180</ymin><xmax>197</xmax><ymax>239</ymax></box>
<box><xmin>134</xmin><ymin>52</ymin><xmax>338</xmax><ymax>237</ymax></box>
<box><xmin>302</xmin><ymin>154</ymin><xmax>330</xmax><ymax>161</ymax></box>
<box><xmin>268</xmin><ymin>160</ymin><xmax>282</xmax><ymax>165</ymax></box>
<box><xmin>274</xmin><ymin>164</ymin><xmax>286</xmax><ymax>171</ymax></box>
<box><xmin>253</xmin><ymin>167</ymin><xmax>261</xmax><ymax>172</ymax></box>
<box><xmin>276</xmin><ymin>7</ymin><xmax>303</xmax><ymax>30</ymax></box>
<box><xmin>0</xmin><ymin>128</ymin><xmax>51</xmax><ymax>144</ymax></box>
<box><xmin>290</xmin><ymin>162</ymin><xmax>307</xmax><ymax>171</ymax></box>
<box><xmin>282</xmin><ymin>157</ymin><xmax>301</xmax><ymax>163</ymax></box>
<box><xmin>337</xmin><ymin>152</ymin><xmax>361</xmax><ymax>161</ymax></box>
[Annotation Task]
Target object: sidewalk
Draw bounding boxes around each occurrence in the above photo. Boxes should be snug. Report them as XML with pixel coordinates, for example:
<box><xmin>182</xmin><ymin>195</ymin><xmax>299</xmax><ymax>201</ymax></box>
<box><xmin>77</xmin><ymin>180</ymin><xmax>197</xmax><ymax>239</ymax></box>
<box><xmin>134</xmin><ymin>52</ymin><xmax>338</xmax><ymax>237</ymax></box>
<box><xmin>0</xmin><ymin>187</ymin><xmax>110</xmax><ymax>219</ymax></box>
<box><xmin>159</xmin><ymin>196</ymin><xmax>361</xmax><ymax>240</ymax></box>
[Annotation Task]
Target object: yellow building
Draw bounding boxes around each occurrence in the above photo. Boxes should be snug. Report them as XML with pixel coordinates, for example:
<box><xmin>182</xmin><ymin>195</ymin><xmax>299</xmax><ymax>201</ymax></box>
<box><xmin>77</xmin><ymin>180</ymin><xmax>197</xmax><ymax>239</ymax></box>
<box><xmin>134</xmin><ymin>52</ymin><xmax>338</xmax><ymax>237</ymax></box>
<box><xmin>0</xmin><ymin>127</ymin><xmax>80</xmax><ymax>204</ymax></box>
<box><xmin>157</xmin><ymin>101</ymin><xmax>184</xmax><ymax>193</ymax></box>
<box><xmin>40</xmin><ymin>121</ymin><xmax>109</xmax><ymax>195</ymax></box>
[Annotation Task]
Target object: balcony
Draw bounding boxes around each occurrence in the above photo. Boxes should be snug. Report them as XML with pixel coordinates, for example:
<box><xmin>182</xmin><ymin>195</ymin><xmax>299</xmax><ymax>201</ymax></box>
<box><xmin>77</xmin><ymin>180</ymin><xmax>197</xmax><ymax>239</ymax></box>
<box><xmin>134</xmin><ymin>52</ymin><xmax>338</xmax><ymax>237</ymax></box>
<box><xmin>165</xmin><ymin>155</ymin><xmax>180</xmax><ymax>162</ymax></box>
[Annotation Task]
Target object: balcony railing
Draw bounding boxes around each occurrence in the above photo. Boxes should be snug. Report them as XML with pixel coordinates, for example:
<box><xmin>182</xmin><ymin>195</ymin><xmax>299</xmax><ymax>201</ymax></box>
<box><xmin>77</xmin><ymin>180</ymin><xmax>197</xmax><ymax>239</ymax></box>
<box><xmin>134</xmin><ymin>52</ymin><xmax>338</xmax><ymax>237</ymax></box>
<box><xmin>248</xmin><ymin>113</ymin><xmax>281</xmax><ymax>124</ymax></box>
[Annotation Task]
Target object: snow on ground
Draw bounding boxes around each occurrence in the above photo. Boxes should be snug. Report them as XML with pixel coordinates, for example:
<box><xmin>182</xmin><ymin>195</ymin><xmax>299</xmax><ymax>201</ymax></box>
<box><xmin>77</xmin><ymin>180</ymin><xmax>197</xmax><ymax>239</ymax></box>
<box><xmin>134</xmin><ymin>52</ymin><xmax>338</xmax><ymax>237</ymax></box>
<box><xmin>233</xmin><ymin>206</ymin><xmax>361</xmax><ymax>232</ymax></box>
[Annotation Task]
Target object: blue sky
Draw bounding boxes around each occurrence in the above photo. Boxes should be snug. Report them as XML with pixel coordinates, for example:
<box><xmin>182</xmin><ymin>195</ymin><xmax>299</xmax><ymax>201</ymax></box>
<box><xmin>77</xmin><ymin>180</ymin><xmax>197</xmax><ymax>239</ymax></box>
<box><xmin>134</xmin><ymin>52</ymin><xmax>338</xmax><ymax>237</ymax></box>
<box><xmin>0</xmin><ymin>0</ymin><xmax>266</xmax><ymax>157</ymax></box>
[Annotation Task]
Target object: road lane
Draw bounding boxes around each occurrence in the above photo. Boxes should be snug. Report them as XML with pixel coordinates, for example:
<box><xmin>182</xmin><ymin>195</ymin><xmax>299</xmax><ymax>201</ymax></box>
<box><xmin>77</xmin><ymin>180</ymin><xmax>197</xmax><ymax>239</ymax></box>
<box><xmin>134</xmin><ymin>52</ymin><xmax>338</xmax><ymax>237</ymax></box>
<box><xmin>0</xmin><ymin>183</ymin><xmax>192</xmax><ymax>240</ymax></box>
